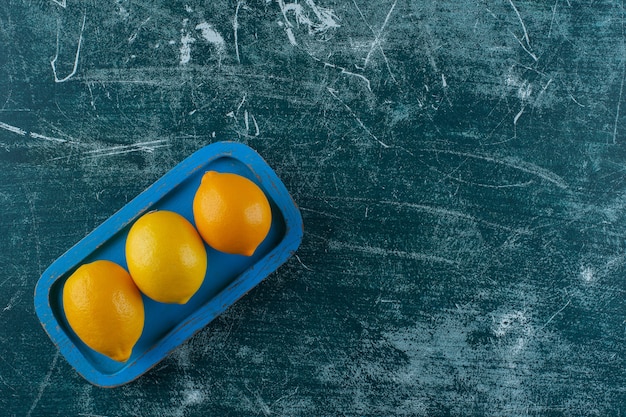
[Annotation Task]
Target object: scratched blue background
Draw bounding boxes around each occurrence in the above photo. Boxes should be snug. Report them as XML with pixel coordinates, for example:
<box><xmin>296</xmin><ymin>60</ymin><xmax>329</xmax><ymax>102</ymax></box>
<box><xmin>1</xmin><ymin>0</ymin><xmax>625</xmax><ymax>415</ymax></box>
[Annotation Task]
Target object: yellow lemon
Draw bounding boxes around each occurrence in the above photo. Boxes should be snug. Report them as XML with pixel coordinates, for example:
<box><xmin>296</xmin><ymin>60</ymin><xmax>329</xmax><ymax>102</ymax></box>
<box><xmin>192</xmin><ymin>171</ymin><xmax>272</xmax><ymax>256</ymax></box>
<box><xmin>125</xmin><ymin>210</ymin><xmax>207</xmax><ymax>304</ymax></box>
<box><xmin>62</xmin><ymin>260</ymin><xmax>144</xmax><ymax>362</ymax></box>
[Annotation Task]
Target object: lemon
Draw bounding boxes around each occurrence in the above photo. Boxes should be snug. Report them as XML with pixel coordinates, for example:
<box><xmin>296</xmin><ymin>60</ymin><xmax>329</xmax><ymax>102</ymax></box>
<box><xmin>125</xmin><ymin>210</ymin><xmax>207</xmax><ymax>304</ymax></box>
<box><xmin>62</xmin><ymin>260</ymin><xmax>144</xmax><ymax>362</ymax></box>
<box><xmin>192</xmin><ymin>171</ymin><xmax>272</xmax><ymax>256</ymax></box>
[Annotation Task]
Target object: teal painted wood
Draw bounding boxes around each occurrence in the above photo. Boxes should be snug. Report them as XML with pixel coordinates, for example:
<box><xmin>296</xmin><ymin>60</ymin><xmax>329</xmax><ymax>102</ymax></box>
<box><xmin>1</xmin><ymin>0</ymin><xmax>625</xmax><ymax>415</ymax></box>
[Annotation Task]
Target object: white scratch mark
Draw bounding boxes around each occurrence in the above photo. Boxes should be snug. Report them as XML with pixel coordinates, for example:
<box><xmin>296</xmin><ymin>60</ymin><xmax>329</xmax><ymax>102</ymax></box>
<box><xmin>2</xmin><ymin>291</ymin><xmax>22</xmax><ymax>312</ymax></box>
<box><xmin>271</xmin><ymin>387</ymin><xmax>300</xmax><ymax>410</ymax></box>
<box><xmin>381</xmin><ymin>199</ymin><xmax>531</xmax><ymax>234</ymax></box>
<box><xmin>423</xmin><ymin>149</ymin><xmax>568</xmax><ymax>189</ymax></box>
<box><xmin>485</xmin><ymin>6</ymin><xmax>498</xmax><ymax>20</ymax></box>
<box><xmin>85</xmin><ymin>145</ymin><xmax>167</xmax><ymax>158</ymax></box>
<box><xmin>327</xmin><ymin>88</ymin><xmax>388</xmax><ymax>147</ymax></box>
<box><xmin>250</xmin><ymin>113</ymin><xmax>260</xmax><ymax>136</ymax></box>
<box><xmin>276</xmin><ymin>1</ymin><xmax>299</xmax><ymax>46</ymax></box>
<box><xmin>51</xmin><ymin>13</ymin><xmax>87</xmax><ymax>83</ymax></box>
<box><xmin>196</xmin><ymin>22</ymin><xmax>226</xmax><ymax>53</ymax></box>
<box><xmin>513</xmin><ymin>106</ymin><xmax>525</xmax><ymax>125</ymax></box>
<box><xmin>29</xmin><ymin>132</ymin><xmax>68</xmax><ymax>143</ymax></box>
<box><xmin>294</xmin><ymin>254</ymin><xmax>313</xmax><ymax>271</ymax></box>
<box><xmin>302</xmin><ymin>50</ymin><xmax>371</xmax><ymax>89</ymax></box>
<box><xmin>229</xmin><ymin>98</ymin><xmax>260</xmax><ymax>137</ymax></box>
<box><xmin>510</xmin><ymin>30</ymin><xmax>538</xmax><ymax>61</ymax></box>
<box><xmin>304</xmin><ymin>0</ymin><xmax>340</xmax><ymax>32</ymax></box>
<box><xmin>179</xmin><ymin>33</ymin><xmax>195</xmax><ymax>65</ymax></box>
<box><xmin>236</xmin><ymin>94</ymin><xmax>247</xmax><ymax>115</ymax></box>
<box><xmin>569</xmin><ymin>94</ymin><xmax>586</xmax><ymax>107</ymax></box>
<box><xmin>363</xmin><ymin>0</ymin><xmax>397</xmax><ymax>68</ymax></box>
<box><xmin>378</xmin><ymin>298</ymin><xmax>400</xmax><ymax>304</ymax></box>
<box><xmin>0</xmin><ymin>121</ymin><xmax>27</xmax><ymax>136</ymax></box>
<box><xmin>613</xmin><ymin>61</ymin><xmax>625</xmax><ymax>144</ymax></box>
<box><xmin>535</xmin><ymin>78</ymin><xmax>553</xmax><ymax>103</ymax></box>
<box><xmin>615</xmin><ymin>0</ymin><xmax>626</xmax><ymax>143</ymax></box>
<box><xmin>84</xmin><ymin>140</ymin><xmax>168</xmax><ymax>158</ymax></box>
<box><xmin>352</xmin><ymin>0</ymin><xmax>397</xmax><ymax>82</ymax></box>
<box><xmin>26</xmin><ymin>350</ymin><xmax>59</xmax><ymax>417</ymax></box>
<box><xmin>442</xmin><ymin>171</ymin><xmax>534</xmax><ymax>189</ymax></box>
<box><xmin>329</xmin><ymin>240</ymin><xmax>458</xmax><ymax>265</ymax></box>
<box><xmin>300</xmin><ymin>206</ymin><xmax>345</xmax><ymax>220</ymax></box>
<box><xmin>0</xmin><ymin>121</ymin><xmax>74</xmax><ymax>143</ymax></box>
<box><xmin>128</xmin><ymin>17</ymin><xmax>151</xmax><ymax>44</ymax></box>
<box><xmin>285</xmin><ymin>26</ymin><xmax>298</xmax><ymax>45</ymax></box>
<box><xmin>538</xmin><ymin>299</ymin><xmax>571</xmax><ymax>331</ymax></box>
<box><xmin>84</xmin><ymin>139</ymin><xmax>166</xmax><ymax>154</ymax></box>
<box><xmin>52</xmin><ymin>0</ymin><xmax>66</xmax><ymax>7</ymax></box>
<box><xmin>508</xmin><ymin>0</ymin><xmax>531</xmax><ymax>48</ymax></box>
<box><xmin>234</xmin><ymin>0</ymin><xmax>244</xmax><ymax>63</ymax></box>
<box><xmin>441</xmin><ymin>73</ymin><xmax>448</xmax><ymax>88</ymax></box>
<box><xmin>278</xmin><ymin>3</ymin><xmax>367</xmax><ymax>91</ymax></box>
<box><xmin>508</xmin><ymin>76</ymin><xmax>532</xmax><ymax>101</ymax></box>
<box><xmin>277</xmin><ymin>0</ymin><xmax>291</xmax><ymax>20</ymax></box>
<box><xmin>86</xmin><ymin>82</ymin><xmax>97</xmax><ymax>111</ymax></box>
<box><xmin>339</xmin><ymin>68</ymin><xmax>372</xmax><ymax>91</ymax></box>
<box><xmin>549</xmin><ymin>0</ymin><xmax>558</xmax><ymax>38</ymax></box>
<box><xmin>277</xmin><ymin>0</ymin><xmax>340</xmax><ymax>44</ymax></box>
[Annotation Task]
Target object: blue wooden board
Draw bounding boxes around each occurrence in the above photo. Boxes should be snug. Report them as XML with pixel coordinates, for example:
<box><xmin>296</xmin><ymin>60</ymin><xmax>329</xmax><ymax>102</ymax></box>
<box><xmin>34</xmin><ymin>142</ymin><xmax>303</xmax><ymax>387</ymax></box>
